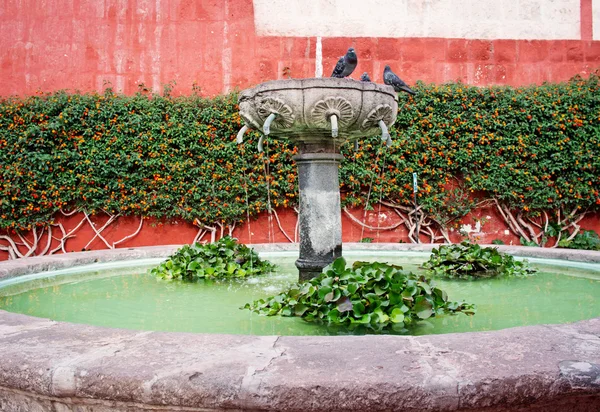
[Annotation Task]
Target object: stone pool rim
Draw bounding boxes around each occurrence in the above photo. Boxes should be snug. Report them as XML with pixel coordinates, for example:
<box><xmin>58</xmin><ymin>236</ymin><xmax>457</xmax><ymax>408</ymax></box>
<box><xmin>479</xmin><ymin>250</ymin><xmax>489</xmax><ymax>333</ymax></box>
<box><xmin>1</xmin><ymin>244</ymin><xmax>599</xmax><ymax>411</ymax></box>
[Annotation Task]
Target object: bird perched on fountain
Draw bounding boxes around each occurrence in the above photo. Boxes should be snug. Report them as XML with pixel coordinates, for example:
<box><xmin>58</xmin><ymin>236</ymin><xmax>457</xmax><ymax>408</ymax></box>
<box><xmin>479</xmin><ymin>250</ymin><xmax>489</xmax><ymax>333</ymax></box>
<box><xmin>331</xmin><ymin>47</ymin><xmax>358</xmax><ymax>78</ymax></box>
<box><xmin>383</xmin><ymin>65</ymin><xmax>416</xmax><ymax>95</ymax></box>
<box><xmin>360</xmin><ymin>72</ymin><xmax>371</xmax><ymax>82</ymax></box>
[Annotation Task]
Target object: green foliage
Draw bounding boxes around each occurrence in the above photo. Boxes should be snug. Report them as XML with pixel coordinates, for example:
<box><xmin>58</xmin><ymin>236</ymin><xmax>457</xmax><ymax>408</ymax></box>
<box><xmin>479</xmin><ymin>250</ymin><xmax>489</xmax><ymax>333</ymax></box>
<box><xmin>558</xmin><ymin>230</ymin><xmax>600</xmax><ymax>250</ymax></box>
<box><xmin>1</xmin><ymin>74</ymin><xmax>599</xmax><ymax>233</ymax></box>
<box><xmin>243</xmin><ymin>257</ymin><xmax>475</xmax><ymax>331</ymax></box>
<box><xmin>151</xmin><ymin>236</ymin><xmax>275</xmax><ymax>280</ymax></box>
<box><xmin>520</xmin><ymin>237</ymin><xmax>538</xmax><ymax>247</ymax></box>
<box><xmin>422</xmin><ymin>242</ymin><xmax>537</xmax><ymax>279</ymax></box>
<box><xmin>491</xmin><ymin>239</ymin><xmax>505</xmax><ymax>245</ymax></box>
<box><xmin>359</xmin><ymin>237</ymin><xmax>374</xmax><ymax>243</ymax></box>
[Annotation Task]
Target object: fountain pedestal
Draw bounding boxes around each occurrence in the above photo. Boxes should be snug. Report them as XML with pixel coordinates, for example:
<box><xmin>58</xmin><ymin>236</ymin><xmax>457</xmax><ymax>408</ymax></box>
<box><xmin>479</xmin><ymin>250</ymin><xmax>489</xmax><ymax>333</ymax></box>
<box><xmin>238</xmin><ymin>78</ymin><xmax>398</xmax><ymax>280</ymax></box>
<box><xmin>294</xmin><ymin>151</ymin><xmax>344</xmax><ymax>281</ymax></box>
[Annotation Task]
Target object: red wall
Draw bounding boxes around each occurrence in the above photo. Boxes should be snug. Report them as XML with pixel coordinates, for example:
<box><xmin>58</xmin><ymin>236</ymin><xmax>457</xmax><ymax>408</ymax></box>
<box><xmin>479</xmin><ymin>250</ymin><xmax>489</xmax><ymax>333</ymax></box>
<box><xmin>1</xmin><ymin>0</ymin><xmax>599</xmax><ymax>97</ymax></box>
<box><xmin>1</xmin><ymin>208</ymin><xmax>599</xmax><ymax>260</ymax></box>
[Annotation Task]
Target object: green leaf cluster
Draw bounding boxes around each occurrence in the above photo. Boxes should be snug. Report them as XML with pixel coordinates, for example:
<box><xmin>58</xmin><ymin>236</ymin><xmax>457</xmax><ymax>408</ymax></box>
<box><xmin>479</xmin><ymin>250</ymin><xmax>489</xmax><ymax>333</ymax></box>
<box><xmin>151</xmin><ymin>236</ymin><xmax>275</xmax><ymax>280</ymax></box>
<box><xmin>557</xmin><ymin>230</ymin><xmax>600</xmax><ymax>251</ymax></box>
<box><xmin>422</xmin><ymin>242</ymin><xmax>537</xmax><ymax>279</ymax></box>
<box><xmin>243</xmin><ymin>257</ymin><xmax>475</xmax><ymax>330</ymax></box>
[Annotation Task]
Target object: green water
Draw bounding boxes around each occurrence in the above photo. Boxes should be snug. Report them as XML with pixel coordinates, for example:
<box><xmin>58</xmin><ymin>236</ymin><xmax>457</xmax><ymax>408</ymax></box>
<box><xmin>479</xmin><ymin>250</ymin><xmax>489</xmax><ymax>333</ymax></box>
<box><xmin>1</xmin><ymin>252</ymin><xmax>599</xmax><ymax>336</ymax></box>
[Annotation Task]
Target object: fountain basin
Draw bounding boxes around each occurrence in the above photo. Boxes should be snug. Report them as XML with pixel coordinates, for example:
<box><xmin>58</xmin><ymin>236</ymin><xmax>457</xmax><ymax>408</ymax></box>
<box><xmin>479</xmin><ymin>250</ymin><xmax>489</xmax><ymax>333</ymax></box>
<box><xmin>238</xmin><ymin>78</ymin><xmax>398</xmax><ymax>145</ymax></box>
<box><xmin>1</xmin><ymin>245</ymin><xmax>599</xmax><ymax>411</ymax></box>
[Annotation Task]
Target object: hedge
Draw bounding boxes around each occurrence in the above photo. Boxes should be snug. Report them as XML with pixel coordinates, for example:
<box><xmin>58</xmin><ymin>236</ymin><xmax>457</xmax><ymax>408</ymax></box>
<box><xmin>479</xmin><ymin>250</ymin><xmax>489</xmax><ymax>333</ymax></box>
<box><xmin>1</xmin><ymin>75</ymin><xmax>598</xmax><ymax>245</ymax></box>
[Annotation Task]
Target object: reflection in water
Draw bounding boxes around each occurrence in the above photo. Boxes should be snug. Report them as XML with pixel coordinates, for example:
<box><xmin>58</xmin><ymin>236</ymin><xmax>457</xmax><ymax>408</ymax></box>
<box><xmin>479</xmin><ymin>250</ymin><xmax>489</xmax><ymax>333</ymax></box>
<box><xmin>1</xmin><ymin>254</ymin><xmax>599</xmax><ymax>336</ymax></box>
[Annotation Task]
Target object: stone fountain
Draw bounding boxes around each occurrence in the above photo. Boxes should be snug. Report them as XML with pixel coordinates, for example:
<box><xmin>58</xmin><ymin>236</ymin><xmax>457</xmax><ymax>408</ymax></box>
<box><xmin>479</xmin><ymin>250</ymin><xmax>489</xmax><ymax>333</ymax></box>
<box><xmin>238</xmin><ymin>78</ymin><xmax>398</xmax><ymax>280</ymax></box>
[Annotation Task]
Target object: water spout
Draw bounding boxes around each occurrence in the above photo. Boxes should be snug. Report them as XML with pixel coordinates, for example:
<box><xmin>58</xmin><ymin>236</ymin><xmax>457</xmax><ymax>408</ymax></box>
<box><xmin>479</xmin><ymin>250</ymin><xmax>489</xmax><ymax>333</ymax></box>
<box><xmin>330</xmin><ymin>114</ymin><xmax>338</xmax><ymax>138</ymax></box>
<box><xmin>258</xmin><ymin>135</ymin><xmax>264</xmax><ymax>153</ymax></box>
<box><xmin>378</xmin><ymin>119</ymin><xmax>392</xmax><ymax>147</ymax></box>
<box><xmin>263</xmin><ymin>113</ymin><xmax>277</xmax><ymax>136</ymax></box>
<box><xmin>236</xmin><ymin>125</ymin><xmax>249</xmax><ymax>144</ymax></box>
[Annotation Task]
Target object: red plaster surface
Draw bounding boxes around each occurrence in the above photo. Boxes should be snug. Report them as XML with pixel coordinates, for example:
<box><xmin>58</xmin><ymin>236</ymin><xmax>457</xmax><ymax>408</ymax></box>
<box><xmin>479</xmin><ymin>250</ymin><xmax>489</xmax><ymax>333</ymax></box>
<box><xmin>2</xmin><ymin>209</ymin><xmax>599</xmax><ymax>261</ymax></box>
<box><xmin>1</xmin><ymin>0</ymin><xmax>600</xmax><ymax>97</ymax></box>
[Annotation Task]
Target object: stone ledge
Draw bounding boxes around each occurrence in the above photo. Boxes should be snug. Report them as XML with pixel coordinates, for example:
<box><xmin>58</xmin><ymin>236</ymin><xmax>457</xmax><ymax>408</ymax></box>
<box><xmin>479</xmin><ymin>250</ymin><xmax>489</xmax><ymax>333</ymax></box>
<box><xmin>0</xmin><ymin>311</ymin><xmax>599</xmax><ymax>411</ymax></box>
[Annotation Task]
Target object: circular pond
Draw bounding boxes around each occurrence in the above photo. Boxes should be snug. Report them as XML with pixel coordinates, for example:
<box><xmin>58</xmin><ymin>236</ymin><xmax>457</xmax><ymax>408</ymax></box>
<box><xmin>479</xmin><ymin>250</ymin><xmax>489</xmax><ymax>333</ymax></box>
<box><xmin>1</xmin><ymin>251</ymin><xmax>599</xmax><ymax>336</ymax></box>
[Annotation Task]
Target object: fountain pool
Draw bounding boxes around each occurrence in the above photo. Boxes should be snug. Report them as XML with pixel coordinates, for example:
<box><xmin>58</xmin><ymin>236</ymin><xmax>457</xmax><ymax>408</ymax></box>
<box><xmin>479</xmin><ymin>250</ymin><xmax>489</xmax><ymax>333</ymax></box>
<box><xmin>1</xmin><ymin>251</ymin><xmax>599</xmax><ymax>337</ymax></box>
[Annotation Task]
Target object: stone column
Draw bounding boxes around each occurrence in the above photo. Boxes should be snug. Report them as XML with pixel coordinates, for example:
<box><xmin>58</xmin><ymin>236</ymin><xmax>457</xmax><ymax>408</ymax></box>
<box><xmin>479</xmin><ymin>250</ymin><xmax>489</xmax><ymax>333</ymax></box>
<box><xmin>293</xmin><ymin>151</ymin><xmax>343</xmax><ymax>281</ymax></box>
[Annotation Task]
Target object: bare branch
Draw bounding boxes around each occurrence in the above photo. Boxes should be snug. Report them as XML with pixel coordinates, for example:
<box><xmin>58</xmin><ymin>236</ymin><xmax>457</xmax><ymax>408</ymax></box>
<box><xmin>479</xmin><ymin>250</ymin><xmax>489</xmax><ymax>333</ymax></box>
<box><xmin>193</xmin><ymin>229</ymin><xmax>207</xmax><ymax>244</ymax></box>
<box><xmin>49</xmin><ymin>216</ymin><xmax>87</xmax><ymax>254</ymax></box>
<box><xmin>494</xmin><ymin>199</ymin><xmax>530</xmax><ymax>241</ymax></box>
<box><xmin>380</xmin><ymin>200</ymin><xmax>413</xmax><ymax>214</ymax></box>
<box><xmin>344</xmin><ymin>206</ymin><xmax>405</xmax><ymax>231</ymax></box>
<box><xmin>0</xmin><ymin>235</ymin><xmax>24</xmax><ymax>259</ymax></box>
<box><xmin>60</xmin><ymin>208</ymin><xmax>80</xmax><ymax>217</ymax></box>
<box><xmin>517</xmin><ymin>212</ymin><xmax>540</xmax><ymax>245</ymax></box>
<box><xmin>272</xmin><ymin>209</ymin><xmax>294</xmax><ymax>243</ymax></box>
<box><xmin>38</xmin><ymin>226</ymin><xmax>53</xmax><ymax>256</ymax></box>
<box><xmin>112</xmin><ymin>216</ymin><xmax>144</xmax><ymax>248</ymax></box>
<box><xmin>83</xmin><ymin>211</ymin><xmax>119</xmax><ymax>250</ymax></box>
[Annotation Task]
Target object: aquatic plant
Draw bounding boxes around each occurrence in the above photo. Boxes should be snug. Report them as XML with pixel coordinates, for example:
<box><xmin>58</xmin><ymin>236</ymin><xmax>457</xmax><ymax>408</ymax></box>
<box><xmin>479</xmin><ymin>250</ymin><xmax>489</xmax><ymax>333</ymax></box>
<box><xmin>422</xmin><ymin>242</ymin><xmax>536</xmax><ymax>279</ymax></box>
<box><xmin>244</xmin><ymin>257</ymin><xmax>475</xmax><ymax>330</ymax></box>
<box><xmin>152</xmin><ymin>236</ymin><xmax>275</xmax><ymax>280</ymax></box>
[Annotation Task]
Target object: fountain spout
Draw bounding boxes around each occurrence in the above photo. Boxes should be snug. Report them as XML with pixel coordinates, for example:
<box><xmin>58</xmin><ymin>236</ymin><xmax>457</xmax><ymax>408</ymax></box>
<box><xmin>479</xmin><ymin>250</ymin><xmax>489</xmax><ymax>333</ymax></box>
<box><xmin>236</xmin><ymin>125</ymin><xmax>249</xmax><ymax>144</ymax></box>
<box><xmin>329</xmin><ymin>114</ymin><xmax>338</xmax><ymax>138</ymax></box>
<box><xmin>263</xmin><ymin>113</ymin><xmax>277</xmax><ymax>136</ymax></box>
<box><xmin>257</xmin><ymin>135</ymin><xmax>264</xmax><ymax>153</ymax></box>
<box><xmin>378</xmin><ymin>119</ymin><xmax>392</xmax><ymax>147</ymax></box>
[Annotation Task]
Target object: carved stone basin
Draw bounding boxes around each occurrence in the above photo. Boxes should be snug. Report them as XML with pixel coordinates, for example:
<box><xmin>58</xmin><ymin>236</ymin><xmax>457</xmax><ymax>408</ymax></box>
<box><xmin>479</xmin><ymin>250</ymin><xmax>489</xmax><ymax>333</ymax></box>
<box><xmin>238</xmin><ymin>78</ymin><xmax>398</xmax><ymax>148</ymax></box>
<box><xmin>238</xmin><ymin>78</ymin><xmax>400</xmax><ymax>280</ymax></box>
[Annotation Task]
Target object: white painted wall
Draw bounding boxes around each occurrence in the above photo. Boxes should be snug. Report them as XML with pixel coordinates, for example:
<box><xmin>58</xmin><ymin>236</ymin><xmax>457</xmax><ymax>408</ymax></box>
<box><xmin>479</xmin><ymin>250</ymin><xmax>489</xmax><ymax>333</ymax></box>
<box><xmin>253</xmin><ymin>0</ymin><xmax>581</xmax><ymax>40</ymax></box>
<box><xmin>594</xmin><ymin>0</ymin><xmax>600</xmax><ymax>40</ymax></box>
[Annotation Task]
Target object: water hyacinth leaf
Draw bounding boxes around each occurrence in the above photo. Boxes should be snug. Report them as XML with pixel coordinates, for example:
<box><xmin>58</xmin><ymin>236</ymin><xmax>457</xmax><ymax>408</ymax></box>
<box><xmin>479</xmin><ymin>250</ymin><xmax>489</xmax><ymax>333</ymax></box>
<box><xmin>353</xmin><ymin>301</ymin><xmax>366</xmax><ymax>316</ymax></box>
<box><xmin>348</xmin><ymin>283</ymin><xmax>359</xmax><ymax>294</ymax></box>
<box><xmin>433</xmin><ymin>288</ymin><xmax>448</xmax><ymax>302</ymax></box>
<box><xmin>332</xmin><ymin>257</ymin><xmax>346</xmax><ymax>274</ymax></box>
<box><xmin>294</xmin><ymin>304</ymin><xmax>309</xmax><ymax>316</ymax></box>
<box><xmin>417</xmin><ymin>281</ymin><xmax>432</xmax><ymax>294</ymax></box>
<box><xmin>337</xmin><ymin>296</ymin><xmax>353</xmax><ymax>312</ymax></box>
<box><xmin>321</xmin><ymin>277</ymin><xmax>334</xmax><ymax>287</ymax></box>
<box><xmin>318</xmin><ymin>286</ymin><xmax>333</xmax><ymax>300</ymax></box>
<box><xmin>414</xmin><ymin>297</ymin><xmax>434</xmax><ymax>319</ymax></box>
<box><xmin>390</xmin><ymin>308</ymin><xmax>405</xmax><ymax>323</ymax></box>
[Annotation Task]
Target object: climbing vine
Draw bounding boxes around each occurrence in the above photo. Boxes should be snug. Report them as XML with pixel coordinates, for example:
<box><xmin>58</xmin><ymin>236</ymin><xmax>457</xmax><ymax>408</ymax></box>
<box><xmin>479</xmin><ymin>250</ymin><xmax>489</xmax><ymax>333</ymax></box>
<box><xmin>1</xmin><ymin>74</ymin><xmax>599</xmax><ymax>257</ymax></box>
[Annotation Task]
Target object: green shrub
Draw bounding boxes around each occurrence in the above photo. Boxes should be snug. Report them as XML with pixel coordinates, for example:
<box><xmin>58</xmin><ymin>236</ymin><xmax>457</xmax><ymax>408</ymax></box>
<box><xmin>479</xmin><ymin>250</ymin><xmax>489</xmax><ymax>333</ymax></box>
<box><xmin>557</xmin><ymin>230</ymin><xmax>600</xmax><ymax>250</ymax></box>
<box><xmin>422</xmin><ymin>242</ymin><xmax>536</xmax><ymax>279</ymax></box>
<box><xmin>151</xmin><ymin>236</ymin><xmax>275</xmax><ymax>280</ymax></box>
<box><xmin>243</xmin><ymin>257</ymin><xmax>475</xmax><ymax>330</ymax></box>
<box><xmin>1</xmin><ymin>74</ymin><xmax>599</xmax><ymax>233</ymax></box>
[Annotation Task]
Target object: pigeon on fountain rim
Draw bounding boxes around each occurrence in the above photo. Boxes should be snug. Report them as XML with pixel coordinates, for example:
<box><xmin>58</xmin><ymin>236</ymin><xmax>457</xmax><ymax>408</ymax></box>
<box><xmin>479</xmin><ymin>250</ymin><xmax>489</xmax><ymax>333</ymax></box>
<box><xmin>331</xmin><ymin>48</ymin><xmax>358</xmax><ymax>78</ymax></box>
<box><xmin>383</xmin><ymin>65</ymin><xmax>416</xmax><ymax>95</ymax></box>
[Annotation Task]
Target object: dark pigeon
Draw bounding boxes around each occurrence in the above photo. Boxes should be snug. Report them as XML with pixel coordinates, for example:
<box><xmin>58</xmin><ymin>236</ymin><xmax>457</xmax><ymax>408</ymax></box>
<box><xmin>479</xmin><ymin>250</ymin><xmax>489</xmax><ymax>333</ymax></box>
<box><xmin>360</xmin><ymin>72</ymin><xmax>371</xmax><ymax>82</ymax></box>
<box><xmin>383</xmin><ymin>65</ymin><xmax>416</xmax><ymax>95</ymax></box>
<box><xmin>331</xmin><ymin>47</ymin><xmax>358</xmax><ymax>78</ymax></box>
